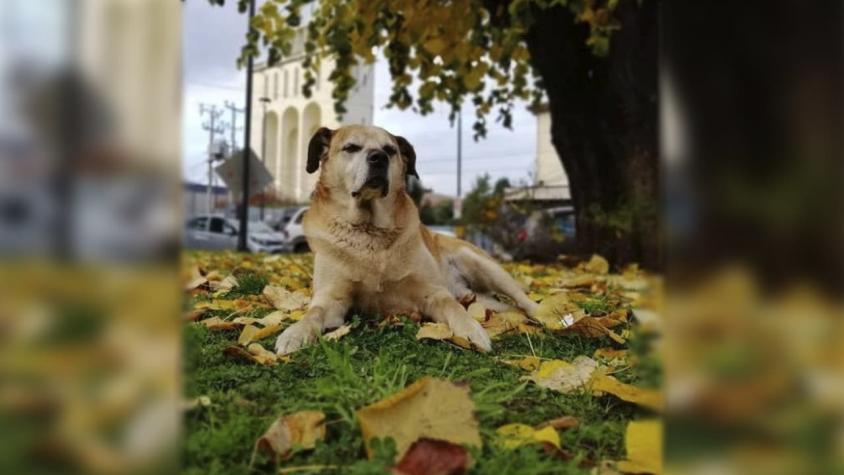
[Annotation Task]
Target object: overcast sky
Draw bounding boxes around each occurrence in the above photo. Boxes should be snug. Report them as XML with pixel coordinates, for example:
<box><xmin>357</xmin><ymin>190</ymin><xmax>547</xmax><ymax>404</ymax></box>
<box><xmin>182</xmin><ymin>0</ymin><xmax>537</xmax><ymax>197</ymax></box>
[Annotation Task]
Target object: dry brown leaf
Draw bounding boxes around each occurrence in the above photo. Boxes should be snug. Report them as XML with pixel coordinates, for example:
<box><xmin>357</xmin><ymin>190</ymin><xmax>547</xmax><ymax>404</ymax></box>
<box><xmin>184</xmin><ymin>308</ymin><xmax>206</xmax><ymax>322</ymax></box>
<box><xmin>536</xmin><ymin>415</ymin><xmax>579</xmax><ymax>431</ymax></box>
<box><xmin>209</xmin><ymin>274</ymin><xmax>238</xmax><ymax>292</ymax></box>
<box><xmin>198</xmin><ymin>316</ymin><xmax>240</xmax><ymax>331</ymax></box>
<box><xmin>194</xmin><ymin>299</ymin><xmax>252</xmax><ymax>312</ymax></box>
<box><xmin>263</xmin><ymin>285</ymin><xmax>310</xmax><ymax>311</ymax></box>
<box><xmin>566</xmin><ymin>316</ymin><xmax>626</xmax><ymax>344</ymax></box>
<box><xmin>593</xmin><ymin>348</ymin><xmax>631</xmax><ymax>367</ymax></box>
<box><xmin>184</xmin><ymin>265</ymin><xmax>207</xmax><ymax>290</ymax></box>
<box><xmin>247</xmin><ymin>343</ymin><xmax>281</xmax><ymax>365</ymax></box>
<box><xmin>482</xmin><ymin>311</ymin><xmax>526</xmax><ymax>338</ymax></box>
<box><xmin>324</xmin><ymin>324</ymin><xmax>351</xmax><ymax>341</ymax></box>
<box><xmin>392</xmin><ymin>438</ymin><xmax>469</xmax><ymax>475</ymax></box>
<box><xmin>496</xmin><ymin>423</ymin><xmax>561</xmax><ymax>450</ymax></box>
<box><xmin>356</xmin><ymin>377</ymin><xmax>482</xmax><ymax>460</ymax></box>
<box><xmin>224</xmin><ymin>345</ymin><xmax>284</xmax><ymax>366</ymax></box>
<box><xmin>255</xmin><ymin>410</ymin><xmax>326</xmax><ymax>461</ymax></box>
<box><xmin>616</xmin><ymin>419</ymin><xmax>662</xmax><ymax>474</ymax></box>
<box><xmin>558</xmin><ymin>274</ymin><xmax>599</xmax><ymax>288</ymax></box>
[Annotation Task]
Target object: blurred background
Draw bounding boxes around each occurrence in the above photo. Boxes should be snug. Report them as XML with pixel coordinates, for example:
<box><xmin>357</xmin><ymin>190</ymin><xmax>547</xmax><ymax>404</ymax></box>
<box><xmin>1</xmin><ymin>0</ymin><xmax>842</xmax><ymax>473</ymax></box>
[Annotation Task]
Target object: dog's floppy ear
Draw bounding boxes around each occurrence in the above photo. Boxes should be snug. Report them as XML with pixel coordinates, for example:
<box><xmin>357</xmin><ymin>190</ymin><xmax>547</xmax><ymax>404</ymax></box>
<box><xmin>306</xmin><ymin>127</ymin><xmax>333</xmax><ymax>174</ymax></box>
<box><xmin>393</xmin><ymin>135</ymin><xmax>418</xmax><ymax>179</ymax></box>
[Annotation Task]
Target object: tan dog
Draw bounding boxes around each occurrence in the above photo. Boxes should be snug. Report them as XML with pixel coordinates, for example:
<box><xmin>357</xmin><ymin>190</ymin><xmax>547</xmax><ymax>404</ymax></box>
<box><xmin>275</xmin><ymin>125</ymin><xmax>538</xmax><ymax>355</ymax></box>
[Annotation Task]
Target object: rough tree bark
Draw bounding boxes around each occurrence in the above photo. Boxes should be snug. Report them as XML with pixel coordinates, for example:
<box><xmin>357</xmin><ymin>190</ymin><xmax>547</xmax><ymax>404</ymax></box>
<box><xmin>523</xmin><ymin>1</ymin><xmax>660</xmax><ymax>268</ymax></box>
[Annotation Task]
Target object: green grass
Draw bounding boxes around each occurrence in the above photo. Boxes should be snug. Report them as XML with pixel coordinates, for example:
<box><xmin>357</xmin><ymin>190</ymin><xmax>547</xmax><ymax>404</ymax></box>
<box><xmin>183</xmin><ymin>306</ymin><xmax>659</xmax><ymax>474</ymax></box>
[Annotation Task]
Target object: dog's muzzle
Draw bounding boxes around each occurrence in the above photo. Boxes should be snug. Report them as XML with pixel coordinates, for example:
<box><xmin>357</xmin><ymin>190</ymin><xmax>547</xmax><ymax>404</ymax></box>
<box><xmin>352</xmin><ymin>151</ymin><xmax>390</xmax><ymax>199</ymax></box>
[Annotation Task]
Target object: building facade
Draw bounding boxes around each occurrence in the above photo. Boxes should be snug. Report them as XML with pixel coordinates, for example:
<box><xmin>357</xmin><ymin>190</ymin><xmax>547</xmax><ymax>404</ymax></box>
<box><xmin>504</xmin><ymin>104</ymin><xmax>571</xmax><ymax>204</ymax></box>
<box><xmin>251</xmin><ymin>29</ymin><xmax>375</xmax><ymax>204</ymax></box>
<box><xmin>533</xmin><ymin>104</ymin><xmax>568</xmax><ymax>189</ymax></box>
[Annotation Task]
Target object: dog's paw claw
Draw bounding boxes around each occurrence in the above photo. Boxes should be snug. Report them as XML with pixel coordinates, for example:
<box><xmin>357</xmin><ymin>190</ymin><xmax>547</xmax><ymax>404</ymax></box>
<box><xmin>275</xmin><ymin>322</ymin><xmax>319</xmax><ymax>355</ymax></box>
<box><xmin>449</xmin><ymin>317</ymin><xmax>492</xmax><ymax>352</ymax></box>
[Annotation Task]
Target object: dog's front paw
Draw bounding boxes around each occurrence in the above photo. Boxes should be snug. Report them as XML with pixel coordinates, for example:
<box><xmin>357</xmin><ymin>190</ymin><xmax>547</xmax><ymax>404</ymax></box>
<box><xmin>448</xmin><ymin>316</ymin><xmax>492</xmax><ymax>352</ymax></box>
<box><xmin>275</xmin><ymin>321</ymin><xmax>321</xmax><ymax>355</ymax></box>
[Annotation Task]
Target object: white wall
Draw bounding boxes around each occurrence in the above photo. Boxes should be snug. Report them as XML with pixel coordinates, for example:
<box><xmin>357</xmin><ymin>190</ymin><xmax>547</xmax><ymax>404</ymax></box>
<box><xmin>251</xmin><ymin>52</ymin><xmax>375</xmax><ymax>203</ymax></box>
<box><xmin>534</xmin><ymin>108</ymin><xmax>568</xmax><ymax>187</ymax></box>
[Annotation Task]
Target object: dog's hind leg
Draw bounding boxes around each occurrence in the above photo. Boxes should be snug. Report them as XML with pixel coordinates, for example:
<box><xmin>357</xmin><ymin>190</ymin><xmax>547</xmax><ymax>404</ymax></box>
<box><xmin>449</xmin><ymin>247</ymin><xmax>539</xmax><ymax>317</ymax></box>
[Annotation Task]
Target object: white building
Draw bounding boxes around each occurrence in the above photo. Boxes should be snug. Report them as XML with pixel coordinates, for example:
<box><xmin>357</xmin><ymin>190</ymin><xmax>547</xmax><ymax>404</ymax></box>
<box><xmin>533</xmin><ymin>104</ymin><xmax>568</xmax><ymax>189</ymax></box>
<box><xmin>251</xmin><ymin>29</ymin><xmax>375</xmax><ymax>204</ymax></box>
<box><xmin>504</xmin><ymin>104</ymin><xmax>571</xmax><ymax>203</ymax></box>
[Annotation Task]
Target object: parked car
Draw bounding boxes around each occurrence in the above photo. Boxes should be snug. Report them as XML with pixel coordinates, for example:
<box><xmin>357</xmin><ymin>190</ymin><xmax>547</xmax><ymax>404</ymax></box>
<box><xmin>281</xmin><ymin>206</ymin><xmax>310</xmax><ymax>253</ymax></box>
<box><xmin>184</xmin><ymin>214</ymin><xmax>288</xmax><ymax>253</ymax></box>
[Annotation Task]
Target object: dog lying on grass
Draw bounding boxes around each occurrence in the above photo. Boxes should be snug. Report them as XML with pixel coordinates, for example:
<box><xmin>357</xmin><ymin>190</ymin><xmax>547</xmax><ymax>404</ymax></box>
<box><xmin>275</xmin><ymin>125</ymin><xmax>538</xmax><ymax>355</ymax></box>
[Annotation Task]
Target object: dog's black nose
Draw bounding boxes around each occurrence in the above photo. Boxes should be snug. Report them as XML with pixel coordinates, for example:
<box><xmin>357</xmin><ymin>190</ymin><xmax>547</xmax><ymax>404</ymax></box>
<box><xmin>367</xmin><ymin>151</ymin><xmax>388</xmax><ymax>168</ymax></box>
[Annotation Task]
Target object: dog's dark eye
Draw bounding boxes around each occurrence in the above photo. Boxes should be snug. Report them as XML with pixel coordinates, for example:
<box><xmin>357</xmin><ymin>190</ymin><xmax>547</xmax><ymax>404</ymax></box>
<box><xmin>342</xmin><ymin>143</ymin><xmax>362</xmax><ymax>153</ymax></box>
<box><xmin>383</xmin><ymin>145</ymin><xmax>397</xmax><ymax>156</ymax></box>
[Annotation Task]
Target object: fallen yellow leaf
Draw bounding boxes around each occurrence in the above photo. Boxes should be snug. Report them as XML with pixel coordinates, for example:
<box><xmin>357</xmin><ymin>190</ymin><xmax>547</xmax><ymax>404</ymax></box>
<box><xmin>616</xmin><ymin>419</ymin><xmax>662</xmax><ymax>474</ymax></box>
<box><xmin>237</xmin><ymin>323</ymin><xmax>284</xmax><ymax>346</ymax></box>
<box><xmin>523</xmin><ymin>356</ymin><xmax>600</xmax><ymax>393</ymax></box>
<box><xmin>263</xmin><ymin>285</ymin><xmax>310</xmax><ymax>311</ymax></box>
<box><xmin>483</xmin><ymin>311</ymin><xmax>526</xmax><ymax>337</ymax></box>
<box><xmin>467</xmin><ymin>302</ymin><xmax>488</xmax><ymax>322</ymax></box>
<box><xmin>356</xmin><ymin>377</ymin><xmax>482</xmax><ymax>460</ymax></box>
<box><xmin>584</xmin><ymin>254</ymin><xmax>610</xmax><ymax>274</ymax></box>
<box><xmin>533</xmin><ymin>293</ymin><xmax>585</xmax><ymax>330</ymax></box>
<box><xmin>496</xmin><ymin>423</ymin><xmax>561</xmax><ymax>450</ymax></box>
<box><xmin>501</xmin><ymin>356</ymin><xmax>542</xmax><ymax>371</ymax></box>
<box><xmin>590</xmin><ymin>373</ymin><xmax>663</xmax><ymax>412</ymax></box>
<box><xmin>238</xmin><ymin>325</ymin><xmax>261</xmax><ymax>345</ymax></box>
<box><xmin>415</xmin><ymin>322</ymin><xmax>453</xmax><ymax>341</ymax></box>
<box><xmin>258</xmin><ymin>310</ymin><xmax>289</xmax><ymax>326</ymax></box>
<box><xmin>255</xmin><ymin>410</ymin><xmax>326</xmax><ymax>461</ymax></box>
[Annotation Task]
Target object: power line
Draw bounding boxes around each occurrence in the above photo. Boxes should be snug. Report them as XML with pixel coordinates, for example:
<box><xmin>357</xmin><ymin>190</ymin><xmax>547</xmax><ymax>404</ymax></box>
<box><xmin>188</xmin><ymin>81</ymin><xmax>245</xmax><ymax>92</ymax></box>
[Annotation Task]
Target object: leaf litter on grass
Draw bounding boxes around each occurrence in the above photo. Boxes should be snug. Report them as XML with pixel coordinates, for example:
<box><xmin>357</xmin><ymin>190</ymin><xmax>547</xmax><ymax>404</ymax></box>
<box><xmin>181</xmin><ymin>251</ymin><xmax>663</xmax><ymax>473</ymax></box>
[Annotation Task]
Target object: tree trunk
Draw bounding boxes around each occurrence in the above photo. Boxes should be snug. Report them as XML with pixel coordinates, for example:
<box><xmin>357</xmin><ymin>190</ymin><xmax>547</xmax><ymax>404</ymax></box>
<box><xmin>524</xmin><ymin>1</ymin><xmax>660</xmax><ymax>268</ymax></box>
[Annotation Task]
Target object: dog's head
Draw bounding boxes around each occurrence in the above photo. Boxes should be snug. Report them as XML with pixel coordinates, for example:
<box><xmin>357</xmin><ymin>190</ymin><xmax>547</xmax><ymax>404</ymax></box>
<box><xmin>306</xmin><ymin>125</ymin><xmax>418</xmax><ymax>202</ymax></box>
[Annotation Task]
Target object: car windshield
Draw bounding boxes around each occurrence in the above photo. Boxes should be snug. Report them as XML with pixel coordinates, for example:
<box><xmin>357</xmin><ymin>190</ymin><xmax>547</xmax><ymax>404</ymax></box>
<box><xmin>225</xmin><ymin>219</ymin><xmax>276</xmax><ymax>234</ymax></box>
<box><xmin>249</xmin><ymin>221</ymin><xmax>275</xmax><ymax>233</ymax></box>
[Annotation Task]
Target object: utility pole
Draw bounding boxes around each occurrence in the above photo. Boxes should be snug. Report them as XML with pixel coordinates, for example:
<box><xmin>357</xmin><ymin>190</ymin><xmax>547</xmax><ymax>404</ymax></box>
<box><xmin>454</xmin><ymin>108</ymin><xmax>463</xmax><ymax>220</ymax></box>
<box><xmin>237</xmin><ymin>0</ymin><xmax>257</xmax><ymax>252</ymax></box>
<box><xmin>200</xmin><ymin>103</ymin><xmax>225</xmax><ymax>214</ymax></box>
<box><xmin>224</xmin><ymin>100</ymin><xmax>244</xmax><ymax>152</ymax></box>
<box><xmin>259</xmin><ymin>96</ymin><xmax>272</xmax><ymax>221</ymax></box>
<box><xmin>457</xmin><ymin>108</ymin><xmax>463</xmax><ymax>198</ymax></box>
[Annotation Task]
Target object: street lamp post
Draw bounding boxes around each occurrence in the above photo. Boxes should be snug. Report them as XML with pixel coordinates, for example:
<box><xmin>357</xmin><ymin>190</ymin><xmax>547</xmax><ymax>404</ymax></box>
<box><xmin>259</xmin><ymin>97</ymin><xmax>271</xmax><ymax>221</ymax></box>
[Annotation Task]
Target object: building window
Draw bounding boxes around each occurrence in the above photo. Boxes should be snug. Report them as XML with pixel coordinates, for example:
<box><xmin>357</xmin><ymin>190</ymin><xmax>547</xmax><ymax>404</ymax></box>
<box><xmin>362</xmin><ymin>73</ymin><xmax>367</xmax><ymax>86</ymax></box>
<box><xmin>293</xmin><ymin>68</ymin><xmax>299</xmax><ymax>97</ymax></box>
<box><xmin>283</xmin><ymin>70</ymin><xmax>289</xmax><ymax>98</ymax></box>
<box><xmin>273</xmin><ymin>73</ymin><xmax>279</xmax><ymax>99</ymax></box>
